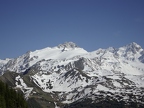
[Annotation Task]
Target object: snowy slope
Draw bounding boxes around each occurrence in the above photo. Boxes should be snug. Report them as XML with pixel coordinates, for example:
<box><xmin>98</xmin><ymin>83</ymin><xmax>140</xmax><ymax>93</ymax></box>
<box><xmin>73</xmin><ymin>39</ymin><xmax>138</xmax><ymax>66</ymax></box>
<box><xmin>0</xmin><ymin>42</ymin><xmax>88</xmax><ymax>73</ymax></box>
<box><xmin>0</xmin><ymin>58</ymin><xmax>11</xmax><ymax>74</ymax></box>
<box><xmin>0</xmin><ymin>42</ymin><xmax>144</xmax><ymax>107</ymax></box>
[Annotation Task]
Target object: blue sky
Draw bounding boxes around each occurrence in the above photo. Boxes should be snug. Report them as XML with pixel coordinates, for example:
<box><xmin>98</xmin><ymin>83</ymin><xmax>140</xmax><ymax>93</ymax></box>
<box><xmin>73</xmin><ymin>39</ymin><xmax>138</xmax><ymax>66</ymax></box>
<box><xmin>0</xmin><ymin>0</ymin><xmax>144</xmax><ymax>59</ymax></box>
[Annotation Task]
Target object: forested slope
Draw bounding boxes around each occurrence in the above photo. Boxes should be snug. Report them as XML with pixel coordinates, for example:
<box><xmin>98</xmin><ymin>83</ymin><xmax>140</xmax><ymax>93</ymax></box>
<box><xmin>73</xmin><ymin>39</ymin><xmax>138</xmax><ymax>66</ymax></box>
<box><xmin>0</xmin><ymin>81</ymin><xmax>28</xmax><ymax>108</ymax></box>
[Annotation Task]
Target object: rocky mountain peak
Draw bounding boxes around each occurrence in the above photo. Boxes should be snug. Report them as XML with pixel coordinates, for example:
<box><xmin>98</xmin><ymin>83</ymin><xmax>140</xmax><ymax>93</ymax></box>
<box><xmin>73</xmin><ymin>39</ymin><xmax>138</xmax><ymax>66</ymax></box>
<box><xmin>57</xmin><ymin>42</ymin><xmax>79</xmax><ymax>49</ymax></box>
<box><xmin>125</xmin><ymin>42</ymin><xmax>142</xmax><ymax>53</ymax></box>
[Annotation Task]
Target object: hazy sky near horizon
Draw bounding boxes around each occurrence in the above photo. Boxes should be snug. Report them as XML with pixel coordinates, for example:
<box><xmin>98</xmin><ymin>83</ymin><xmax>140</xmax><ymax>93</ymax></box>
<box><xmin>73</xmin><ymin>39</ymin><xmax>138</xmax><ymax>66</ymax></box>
<box><xmin>0</xmin><ymin>0</ymin><xmax>144</xmax><ymax>59</ymax></box>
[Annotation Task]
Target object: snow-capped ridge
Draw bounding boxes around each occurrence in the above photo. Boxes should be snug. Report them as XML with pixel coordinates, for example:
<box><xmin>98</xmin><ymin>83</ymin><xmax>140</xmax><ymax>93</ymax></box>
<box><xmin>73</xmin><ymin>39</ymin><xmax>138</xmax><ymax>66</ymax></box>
<box><xmin>1</xmin><ymin>41</ymin><xmax>144</xmax><ymax>107</ymax></box>
<box><xmin>1</xmin><ymin>42</ymin><xmax>144</xmax><ymax>74</ymax></box>
<box><xmin>57</xmin><ymin>42</ymin><xmax>79</xmax><ymax>49</ymax></box>
<box><xmin>116</xmin><ymin>42</ymin><xmax>143</xmax><ymax>61</ymax></box>
<box><xmin>0</xmin><ymin>42</ymin><xmax>88</xmax><ymax>73</ymax></box>
<box><xmin>125</xmin><ymin>42</ymin><xmax>142</xmax><ymax>53</ymax></box>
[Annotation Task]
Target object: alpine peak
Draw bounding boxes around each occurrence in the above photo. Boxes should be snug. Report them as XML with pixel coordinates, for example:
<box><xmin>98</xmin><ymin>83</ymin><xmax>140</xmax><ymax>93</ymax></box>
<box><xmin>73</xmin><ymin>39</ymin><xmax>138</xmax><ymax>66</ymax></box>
<box><xmin>128</xmin><ymin>42</ymin><xmax>141</xmax><ymax>48</ymax></box>
<box><xmin>57</xmin><ymin>42</ymin><xmax>79</xmax><ymax>49</ymax></box>
<box><xmin>125</xmin><ymin>42</ymin><xmax>142</xmax><ymax>53</ymax></box>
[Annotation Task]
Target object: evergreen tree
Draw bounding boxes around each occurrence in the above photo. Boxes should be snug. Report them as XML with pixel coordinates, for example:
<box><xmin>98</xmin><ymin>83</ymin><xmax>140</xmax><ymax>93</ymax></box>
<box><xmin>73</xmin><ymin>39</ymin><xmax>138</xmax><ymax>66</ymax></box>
<box><xmin>0</xmin><ymin>96</ymin><xmax>6</xmax><ymax>108</ymax></box>
<box><xmin>0</xmin><ymin>81</ymin><xmax>28</xmax><ymax>108</ymax></box>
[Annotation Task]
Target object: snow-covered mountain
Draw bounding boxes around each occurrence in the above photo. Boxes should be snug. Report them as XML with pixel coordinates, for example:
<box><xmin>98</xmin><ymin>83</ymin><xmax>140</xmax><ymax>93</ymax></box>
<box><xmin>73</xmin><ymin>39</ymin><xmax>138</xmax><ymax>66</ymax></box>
<box><xmin>0</xmin><ymin>42</ymin><xmax>144</xmax><ymax>108</ymax></box>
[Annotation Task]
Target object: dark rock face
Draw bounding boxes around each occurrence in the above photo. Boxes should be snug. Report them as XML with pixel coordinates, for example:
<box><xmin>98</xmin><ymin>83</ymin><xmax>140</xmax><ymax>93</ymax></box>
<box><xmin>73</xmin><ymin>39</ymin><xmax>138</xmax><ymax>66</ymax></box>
<box><xmin>58</xmin><ymin>42</ymin><xmax>79</xmax><ymax>49</ymax></box>
<box><xmin>139</xmin><ymin>54</ymin><xmax>144</xmax><ymax>63</ymax></box>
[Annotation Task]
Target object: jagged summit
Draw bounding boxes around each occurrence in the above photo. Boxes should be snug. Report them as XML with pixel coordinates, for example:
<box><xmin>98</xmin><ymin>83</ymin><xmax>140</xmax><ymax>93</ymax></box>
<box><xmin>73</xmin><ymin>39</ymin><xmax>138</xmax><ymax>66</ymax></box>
<box><xmin>126</xmin><ymin>42</ymin><xmax>142</xmax><ymax>49</ymax></box>
<box><xmin>124</xmin><ymin>42</ymin><xmax>142</xmax><ymax>53</ymax></box>
<box><xmin>57</xmin><ymin>42</ymin><xmax>79</xmax><ymax>49</ymax></box>
<box><xmin>118</xmin><ymin>42</ymin><xmax>142</xmax><ymax>54</ymax></box>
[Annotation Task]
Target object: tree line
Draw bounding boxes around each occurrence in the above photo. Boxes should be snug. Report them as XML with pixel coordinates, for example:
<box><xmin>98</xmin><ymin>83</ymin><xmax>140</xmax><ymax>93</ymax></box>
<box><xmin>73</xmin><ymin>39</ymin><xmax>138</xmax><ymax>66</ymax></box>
<box><xmin>0</xmin><ymin>81</ymin><xmax>28</xmax><ymax>108</ymax></box>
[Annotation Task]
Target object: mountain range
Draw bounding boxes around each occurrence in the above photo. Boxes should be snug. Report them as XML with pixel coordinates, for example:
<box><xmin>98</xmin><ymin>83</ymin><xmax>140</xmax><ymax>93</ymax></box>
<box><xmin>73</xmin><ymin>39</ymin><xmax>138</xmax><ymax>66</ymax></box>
<box><xmin>0</xmin><ymin>42</ymin><xmax>144</xmax><ymax>108</ymax></box>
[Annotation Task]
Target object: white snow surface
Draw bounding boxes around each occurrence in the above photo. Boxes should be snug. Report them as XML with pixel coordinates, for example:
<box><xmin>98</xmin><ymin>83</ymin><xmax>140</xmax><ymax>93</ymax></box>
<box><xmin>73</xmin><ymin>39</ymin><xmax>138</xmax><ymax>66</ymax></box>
<box><xmin>0</xmin><ymin>58</ymin><xmax>10</xmax><ymax>68</ymax></box>
<box><xmin>1</xmin><ymin>42</ymin><xmax>144</xmax><ymax>103</ymax></box>
<box><xmin>29</xmin><ymin>47</ymin><xmax>88</xmax><ymax>66</ymax></box>
<box><xmin>15</xmin><ymin>75</ymin><xmax>33</xmax><ymax>99</ymax></box>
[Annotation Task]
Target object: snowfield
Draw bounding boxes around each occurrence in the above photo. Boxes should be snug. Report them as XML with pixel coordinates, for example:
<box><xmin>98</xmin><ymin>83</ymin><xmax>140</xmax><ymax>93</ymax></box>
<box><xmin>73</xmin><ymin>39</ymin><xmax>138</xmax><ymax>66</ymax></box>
<box><xmin>0</xmin><ymin>42</ymin><xmax>144</xmax><ymax>106</ymax></box>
